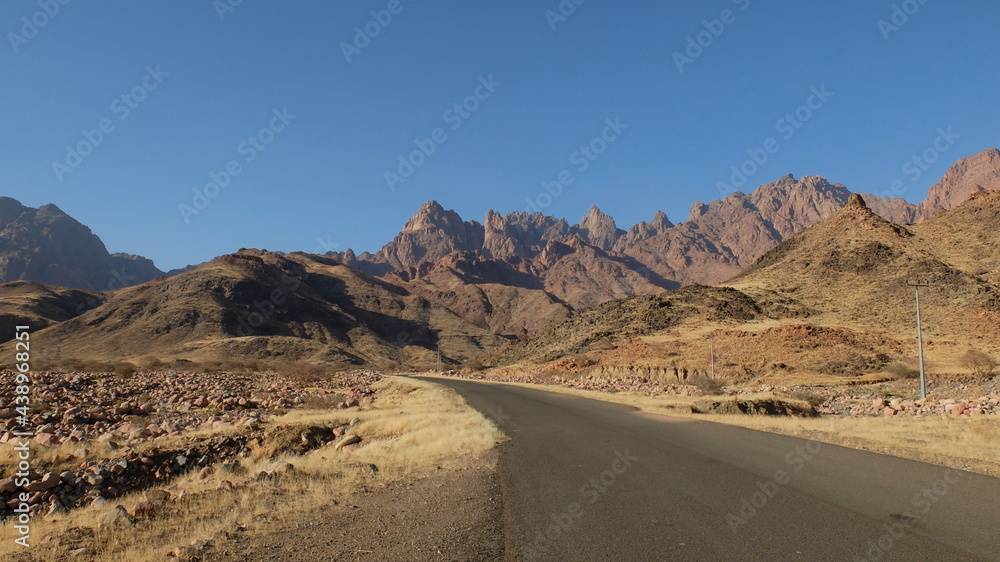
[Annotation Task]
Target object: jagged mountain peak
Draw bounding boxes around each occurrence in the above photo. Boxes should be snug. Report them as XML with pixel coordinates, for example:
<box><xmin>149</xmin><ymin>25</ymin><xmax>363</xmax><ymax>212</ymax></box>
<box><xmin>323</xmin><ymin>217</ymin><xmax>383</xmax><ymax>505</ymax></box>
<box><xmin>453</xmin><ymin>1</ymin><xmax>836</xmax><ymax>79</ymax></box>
<box><xmin>403</xmin><ymin>200</ymin><xmax>465</xmax><ymax>231</ymax></box>
<box><xmin>651</xmin><ymin>210</ymin><xmax>671</xmax><ymax>229</ymax></box>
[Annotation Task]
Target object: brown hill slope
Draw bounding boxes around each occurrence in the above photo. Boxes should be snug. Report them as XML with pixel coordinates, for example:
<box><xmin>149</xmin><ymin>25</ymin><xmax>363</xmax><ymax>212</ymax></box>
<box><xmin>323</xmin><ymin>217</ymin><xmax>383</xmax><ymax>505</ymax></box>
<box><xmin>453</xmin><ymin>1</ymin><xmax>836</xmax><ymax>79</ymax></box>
<box><xmin>0</xmin><ymin>281</ymin><xmax>104</xmax><ymax>343</ymax></box>
<box><xmin>729</xmin><ymin>194</ymin><xmax>1000</xmax><ymax>341</ymax></box>
<box><xmin>26</xmin><ymin>250</ymin><xmax>504</xmax><ymax>369</ymax></box>
<box><xmin>912</xmin><ymin>190</ymin><xmax>1000</xmax><ymax>286</ymax></box>
<box><xmin>387</xmin><ymin>250</ymin><xmax>573</xmax><ymax>337</ymax></box>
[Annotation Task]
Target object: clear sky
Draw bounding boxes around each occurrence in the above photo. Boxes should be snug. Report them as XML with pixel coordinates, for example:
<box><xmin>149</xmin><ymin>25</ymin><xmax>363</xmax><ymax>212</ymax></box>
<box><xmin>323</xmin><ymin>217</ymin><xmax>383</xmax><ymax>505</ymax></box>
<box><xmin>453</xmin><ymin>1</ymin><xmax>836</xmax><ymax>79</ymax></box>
<box><xmin>1</xmin><ymin>0</ymin><xmax>997</xmax><ymax>271</ymax></box>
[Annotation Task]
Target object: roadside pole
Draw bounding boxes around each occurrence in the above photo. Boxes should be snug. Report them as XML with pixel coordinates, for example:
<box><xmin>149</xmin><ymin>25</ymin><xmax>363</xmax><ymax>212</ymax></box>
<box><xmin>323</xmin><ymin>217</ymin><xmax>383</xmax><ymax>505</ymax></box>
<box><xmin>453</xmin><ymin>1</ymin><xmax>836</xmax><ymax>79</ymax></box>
<box><xmin>909</xmin><ymin>281</ymin><xmax>930</xmax><ymax>399</ymax></box>
<box><xmin>710</xmin><ymin>334</ymin><xmax>716</xmax><ymax>381</ymax></box>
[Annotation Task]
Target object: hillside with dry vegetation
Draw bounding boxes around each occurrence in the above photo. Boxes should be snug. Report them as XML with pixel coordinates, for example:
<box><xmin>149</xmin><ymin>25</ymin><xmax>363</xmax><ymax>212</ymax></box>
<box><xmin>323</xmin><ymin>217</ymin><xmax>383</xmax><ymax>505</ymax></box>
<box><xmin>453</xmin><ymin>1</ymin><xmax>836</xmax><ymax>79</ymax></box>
<box><xmin>10</xmin><ymin>250</ymin><xmax>504</xmax><ymax>372</ymax></box>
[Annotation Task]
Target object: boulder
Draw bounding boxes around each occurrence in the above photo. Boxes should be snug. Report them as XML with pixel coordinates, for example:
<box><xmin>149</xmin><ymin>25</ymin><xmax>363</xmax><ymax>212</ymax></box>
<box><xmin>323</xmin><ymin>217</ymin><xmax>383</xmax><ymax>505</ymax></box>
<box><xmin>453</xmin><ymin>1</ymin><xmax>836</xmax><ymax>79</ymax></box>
<box><xmin>35</xmin><ymin>433</ymin><xmax>60</xmax><ymax>446</ymax></box>
<box><xmin>98</xmin><ymin>505</ymin><xmax>136</xmax><ymax>529</ymax></box>
<box><xmin>144</xmin><ymin>489</ymin><xmax>171</xmax><ymax>502</ymax></box>
<box><xmin>334</xmin><ymin>435</ymin><xmax>361</xmax><ymax>450</ymax></box>
<box><xmin>132</xmin><ymin>501</ymin><xmax>156</xmax><ymax>518</ymax></box>
<box><xmin>27</xmin><ymin>472</ymin><xmax>60</xmax><ymax>492</ymax></box>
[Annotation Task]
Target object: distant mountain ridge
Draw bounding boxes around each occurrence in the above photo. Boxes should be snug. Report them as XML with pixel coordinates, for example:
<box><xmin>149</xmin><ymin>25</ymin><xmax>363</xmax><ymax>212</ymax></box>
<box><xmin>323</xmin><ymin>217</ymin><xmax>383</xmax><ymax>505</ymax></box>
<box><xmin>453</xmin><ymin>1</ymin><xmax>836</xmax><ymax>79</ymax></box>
<box><xmin>0</xmin><ymin>197</ymin><xmax>164</xmax><ymax>291</ymax></box>
<box><xmin>3</xmin><ymin>148</ymin><xmax>999</xmax><ymax>343</ymax></box>
<box><xmin>3</xmin><ymin>149</ymin><xmax>999</xmax><ymax>369</ymax></box>
<box><xmin>328</xmin><ymin>149</ymin><xmax>1000</xmax><ymax>321</ymax></box>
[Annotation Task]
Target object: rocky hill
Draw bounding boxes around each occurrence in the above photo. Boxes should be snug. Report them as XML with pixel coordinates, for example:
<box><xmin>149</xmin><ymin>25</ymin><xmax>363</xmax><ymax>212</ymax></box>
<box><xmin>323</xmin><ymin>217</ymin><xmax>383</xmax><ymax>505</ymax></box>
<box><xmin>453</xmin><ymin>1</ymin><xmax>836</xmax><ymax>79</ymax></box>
<box><xmin>0</xmin><ymin>197</ymin><xmax>163</xmax><ymax>291</ymax></box>
<box><xmin>22</xmin><ymin>249</ymin><xmax>504</xmax><ymax>369</ymax></box>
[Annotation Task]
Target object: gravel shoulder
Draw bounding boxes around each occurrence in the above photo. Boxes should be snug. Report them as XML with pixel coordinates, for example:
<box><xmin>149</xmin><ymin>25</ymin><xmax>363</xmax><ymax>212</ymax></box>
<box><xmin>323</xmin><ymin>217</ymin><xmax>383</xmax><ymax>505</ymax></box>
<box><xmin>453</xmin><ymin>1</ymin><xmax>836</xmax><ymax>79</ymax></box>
<box><xmin>210</xmin><ymin>450</ymin><xmax>504</xmax><ymax>561</ymax></box>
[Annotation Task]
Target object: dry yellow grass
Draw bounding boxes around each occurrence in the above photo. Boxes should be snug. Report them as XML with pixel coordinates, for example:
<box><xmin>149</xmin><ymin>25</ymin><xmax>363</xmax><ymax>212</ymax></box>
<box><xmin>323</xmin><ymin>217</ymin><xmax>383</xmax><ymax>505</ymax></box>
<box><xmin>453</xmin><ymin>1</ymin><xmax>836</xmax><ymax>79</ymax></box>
<box><xmin>698</xmin><ymin>413</ymin><xmax>1000</xmax><ymax>477</ymax></box>
<box><xmin>0</xmin><ymin>376</ymin><xmax>503</xmax><ymax>561</ymax></box>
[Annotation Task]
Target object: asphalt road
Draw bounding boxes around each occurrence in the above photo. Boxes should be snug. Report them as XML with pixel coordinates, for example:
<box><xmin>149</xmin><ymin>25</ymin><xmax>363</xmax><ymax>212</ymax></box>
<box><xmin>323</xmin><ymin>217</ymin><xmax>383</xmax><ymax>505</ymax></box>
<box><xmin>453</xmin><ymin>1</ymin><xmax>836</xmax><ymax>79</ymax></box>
<box><xmin>423</xmin><ymin>377</ymin><xmax>1000</xmax><ymax>561</ymax></box>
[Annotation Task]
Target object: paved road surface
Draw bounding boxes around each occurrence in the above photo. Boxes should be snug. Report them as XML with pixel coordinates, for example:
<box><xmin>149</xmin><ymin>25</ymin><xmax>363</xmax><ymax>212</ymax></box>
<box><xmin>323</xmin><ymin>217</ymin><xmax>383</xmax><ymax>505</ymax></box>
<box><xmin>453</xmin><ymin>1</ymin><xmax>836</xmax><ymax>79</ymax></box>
<box><xmin>423</xmin><ymin>377</ymin><xmax>1000</xmax><ymax>561</ymax></box>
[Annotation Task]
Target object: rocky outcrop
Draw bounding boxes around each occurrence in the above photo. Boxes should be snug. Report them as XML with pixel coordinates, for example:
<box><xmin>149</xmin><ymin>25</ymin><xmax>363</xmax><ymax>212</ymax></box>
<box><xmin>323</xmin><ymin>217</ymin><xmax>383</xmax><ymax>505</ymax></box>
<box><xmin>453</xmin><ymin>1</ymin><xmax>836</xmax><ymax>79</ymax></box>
<box><xmin>916</xmin><ymin>148</ymin><xmax>1000</xmax><ymax>220</ymax></box>
<box><xmin>366</xmin><ymin>201</ymin><xmax>485</xmax><ymax>271</ymax></box>
<box><xmin>577</xmin><ymin>206</ymin><xmax>625</xmax><ymax>251</ymax></box>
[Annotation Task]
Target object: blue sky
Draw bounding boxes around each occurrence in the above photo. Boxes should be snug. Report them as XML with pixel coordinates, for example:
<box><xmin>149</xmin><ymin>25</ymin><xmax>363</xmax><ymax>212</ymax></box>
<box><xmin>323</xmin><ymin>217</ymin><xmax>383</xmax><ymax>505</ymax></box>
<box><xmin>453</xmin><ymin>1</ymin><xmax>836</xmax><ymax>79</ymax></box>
<box><xmin>1</xmin><ymin>0</ymin><xmax>997</xmax><ymax>271</ymax></box>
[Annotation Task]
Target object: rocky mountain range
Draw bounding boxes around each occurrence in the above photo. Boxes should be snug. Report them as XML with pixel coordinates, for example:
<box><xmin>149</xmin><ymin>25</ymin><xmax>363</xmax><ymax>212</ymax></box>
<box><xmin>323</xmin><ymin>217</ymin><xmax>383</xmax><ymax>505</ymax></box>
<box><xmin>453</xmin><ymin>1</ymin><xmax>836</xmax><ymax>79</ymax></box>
<box><xmin>2</xmin><ymin>148</ymin><xmax>999</xmax><ymax>368</ymax></box>
<box><xmin>486</xmin><ymin>190</ymin><xmax>1000</xmax><ymax>382</ymax></box>
<box><xmin>329</xmin><ymin>148</ymin><xmax>1000</xmax><ymax>336</ymax></box>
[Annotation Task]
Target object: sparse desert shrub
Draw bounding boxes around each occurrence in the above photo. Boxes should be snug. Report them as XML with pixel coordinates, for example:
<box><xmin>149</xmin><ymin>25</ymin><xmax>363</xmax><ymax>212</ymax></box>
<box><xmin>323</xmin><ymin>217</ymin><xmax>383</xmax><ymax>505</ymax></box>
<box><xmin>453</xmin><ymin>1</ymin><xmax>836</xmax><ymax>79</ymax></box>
<box><xmin>61</xmin><ymin>358</ymin><xmax>86</xmax><ymax>371</ymax></box>
<box><xmin>690</xmin><ymin>374</ymin><xmax>724</xmax><ymax>395</ymax></box>
<box><xmin>887</xmin><ymin>362</ymin><xmax>920</xmax><ymax>380</ymax></box>
<box><xmin>785</xmin><ymin>390</ymin><xmax>826</xmax><ymax>408</ymax></box>
<box><xmin>961</xmin><ymin>350</ymin><xmax>998</xmax><ymax>380</ymax></box>
<box><xmin>271</xmin><ymin>361</ymin><xmax>329</xmax><ymax>383</ymax></box>
<box><xmin>137</xmin><ymin>355</ymin><xmax>164</xmax><ymax>370</ymax></box>
<box><xmin>301</xmin><ymin>393</ymin><xmax>345</xmax><ymax>410</ymax></box>
<box><xmin>691</xmin><ymin>395</ymin><xmax>816</xmax><ymax>417</ymax></box>
<box><xmin>113</xmin><ymin>362</ymin><xmax>137</xmax><ymax>378</ymax></box>
<box><xmin>463</xmin><ymin>357</ymin><xmax>485</xmax><ymax>372</ymax></box>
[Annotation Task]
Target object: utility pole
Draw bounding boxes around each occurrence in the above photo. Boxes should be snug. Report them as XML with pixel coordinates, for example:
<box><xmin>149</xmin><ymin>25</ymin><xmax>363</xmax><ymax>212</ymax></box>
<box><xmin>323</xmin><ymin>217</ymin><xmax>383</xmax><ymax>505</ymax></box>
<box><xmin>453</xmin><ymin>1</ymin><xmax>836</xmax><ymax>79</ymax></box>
<box><xmin>909</xmin><ymin>281</ymin><xmax>930</xmax><ymax>399</ymax></box>
<box><xmin>710</xmin><ymin>334</ymin><xmax>716</xmax><ymax>381</ymax></box>
<box><xmin>436</xmin><ymin>341</ymin><xmax>442</xmax><ymax>373</ymax></box>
